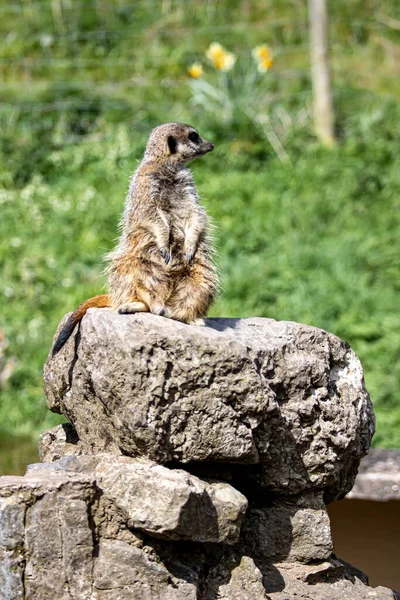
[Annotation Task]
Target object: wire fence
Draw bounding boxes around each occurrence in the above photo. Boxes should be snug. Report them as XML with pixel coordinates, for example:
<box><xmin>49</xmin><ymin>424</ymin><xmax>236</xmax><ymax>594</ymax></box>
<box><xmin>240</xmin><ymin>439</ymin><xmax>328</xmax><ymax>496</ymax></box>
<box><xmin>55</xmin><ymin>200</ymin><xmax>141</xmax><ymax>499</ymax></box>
<box><xmin>0</xmin><ymin>1</ymin><xmax>398</xmax><ymax>124</ymax></box>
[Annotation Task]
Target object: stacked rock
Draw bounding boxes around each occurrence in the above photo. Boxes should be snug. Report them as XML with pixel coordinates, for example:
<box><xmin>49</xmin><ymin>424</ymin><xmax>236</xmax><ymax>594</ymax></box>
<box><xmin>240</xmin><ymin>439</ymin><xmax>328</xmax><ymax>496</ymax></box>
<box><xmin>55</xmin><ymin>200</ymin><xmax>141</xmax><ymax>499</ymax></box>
<box><xmin>0</xmin><ymin>310</ymin><xmax>396</xmax><ymax>599</ymax></box>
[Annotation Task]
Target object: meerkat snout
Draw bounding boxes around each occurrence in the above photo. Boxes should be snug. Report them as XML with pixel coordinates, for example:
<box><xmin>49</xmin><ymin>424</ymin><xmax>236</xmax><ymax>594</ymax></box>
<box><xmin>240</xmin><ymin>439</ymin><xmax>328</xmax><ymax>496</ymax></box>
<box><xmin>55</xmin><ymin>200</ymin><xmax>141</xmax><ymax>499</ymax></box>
<box><xmin>200</xmin><ymin>140</ymin><xmax>214</xmax><ymax>154</ymax></box>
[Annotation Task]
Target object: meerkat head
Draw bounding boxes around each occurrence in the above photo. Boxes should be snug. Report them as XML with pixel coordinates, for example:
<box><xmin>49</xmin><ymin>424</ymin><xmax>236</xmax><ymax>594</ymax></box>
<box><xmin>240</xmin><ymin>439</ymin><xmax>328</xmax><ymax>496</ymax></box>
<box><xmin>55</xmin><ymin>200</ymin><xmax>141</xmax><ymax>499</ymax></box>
<box><xmin>145</xmin><ymin>122</ymin><xmax>214</xmax><ymax>164</ymax></box>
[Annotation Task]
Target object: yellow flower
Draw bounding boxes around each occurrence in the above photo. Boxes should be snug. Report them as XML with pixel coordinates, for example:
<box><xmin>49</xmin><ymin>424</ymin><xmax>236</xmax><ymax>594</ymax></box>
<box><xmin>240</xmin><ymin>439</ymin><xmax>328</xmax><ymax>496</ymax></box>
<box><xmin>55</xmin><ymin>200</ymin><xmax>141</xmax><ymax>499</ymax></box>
<box><xmin>206</xmin><ymin>42</ymin><xmax>226</xmax><ymax>62</ymax></box>
<box><xmin>188</xmin><ymin>63</ymin><xmax>203</xmax><ymax>78</ymax></box>
<box><xmin>257</xmin><ymin>57</ymin><xmax>274</xmax><ymax>72</ymax></box>
<box><xmin>220</xmin><ymin>51</ymin><xmax>236</xmax><ymax>71</ymax></box>
<box><xmin>206</xmin><ymin>42</ymin><xmax>236</xmax><ymax>72</ymax></box>
<box><xmin>252</xmin><ymin>44</ymin><xmax>272</xmax><ymax>62</ymax></box>
<box><xmin>252</xmin><ymin>44</ymin><xmax>273</xmax><ymax>72</ymax></box>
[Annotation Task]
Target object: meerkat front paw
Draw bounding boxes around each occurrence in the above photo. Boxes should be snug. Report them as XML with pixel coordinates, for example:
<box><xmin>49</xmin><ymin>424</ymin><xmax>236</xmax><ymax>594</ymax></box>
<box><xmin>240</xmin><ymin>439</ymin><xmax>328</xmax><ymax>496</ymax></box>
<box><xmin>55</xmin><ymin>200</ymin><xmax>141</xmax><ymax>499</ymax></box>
<box><xmin>118</xmin><ymin>302</ymin><xmax>148</xmax><ymax>314</ymax></box>
<box><xmin>184</xmin><ymin>245</ymin><xmax>196</xmax><ymax>264</ymax></box>
<box><xmin>159</xmin><ymin>247</ymin><xmax>171</xmax><ymax>265</ymax></box>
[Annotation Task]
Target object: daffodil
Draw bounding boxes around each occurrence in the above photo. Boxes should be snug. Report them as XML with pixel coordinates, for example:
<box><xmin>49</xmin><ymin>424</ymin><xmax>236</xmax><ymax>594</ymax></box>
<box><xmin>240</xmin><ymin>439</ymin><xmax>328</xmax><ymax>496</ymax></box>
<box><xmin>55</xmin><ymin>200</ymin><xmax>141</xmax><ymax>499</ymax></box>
<box><xmin>206</xmin><ymin>42</ymin><xmax>225</xmax><ymax>62</ymax></box>
<box><xmin>218</xmin><ymin>51</ymin><xmax>236</xmax><ymax>72</ymax></box>
<box><xmin>206</xmin><ymin>42</ymin><xmax>236</xmax><ymax>72</ymax></box>
<box><xmin>188</xmin><ymin>63</ymin><xmax>203</xmax><ymax>78</ymax></box>
<box><xmin>257</xmin><ymin>57</ymin><xmax>273</xmax><ymax>72</ymax></box>
<box><xmin>252</xmin><ymin>44</ymin><xmax>273</xmax><ymax>72</ymax></box>
<box><xmin>252</xmin><ymin>44</ymin><xmax>272</xmax><ymax>62</ymax></box>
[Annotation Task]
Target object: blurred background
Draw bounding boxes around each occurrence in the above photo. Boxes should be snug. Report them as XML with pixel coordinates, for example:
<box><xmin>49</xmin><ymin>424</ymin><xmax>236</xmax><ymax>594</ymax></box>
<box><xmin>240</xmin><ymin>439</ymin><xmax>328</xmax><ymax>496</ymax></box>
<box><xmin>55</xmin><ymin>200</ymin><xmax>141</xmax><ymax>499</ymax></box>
<box><xmin>0</xmin><ymin>0</ymin><xmax>399</xmax><ymax>477</ymax></box>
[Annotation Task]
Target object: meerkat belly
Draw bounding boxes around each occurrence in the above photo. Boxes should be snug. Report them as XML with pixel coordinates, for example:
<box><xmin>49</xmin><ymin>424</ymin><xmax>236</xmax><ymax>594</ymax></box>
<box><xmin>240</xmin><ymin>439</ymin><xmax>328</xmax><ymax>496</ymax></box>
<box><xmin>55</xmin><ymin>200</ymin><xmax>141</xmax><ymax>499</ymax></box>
<box><xmin>168</xmin><ymin>188</ymin><xmax>202</xmax><ymax>244</ymax></box>
<box><xmin>170</xmin><ymin>214</ymin><xmax>200</xmax><ymax>259</ymax></box>
<box><xmin>170</xmin><ymin>222</ymin><xmax>186</xmax><ymax>250</ymax></box>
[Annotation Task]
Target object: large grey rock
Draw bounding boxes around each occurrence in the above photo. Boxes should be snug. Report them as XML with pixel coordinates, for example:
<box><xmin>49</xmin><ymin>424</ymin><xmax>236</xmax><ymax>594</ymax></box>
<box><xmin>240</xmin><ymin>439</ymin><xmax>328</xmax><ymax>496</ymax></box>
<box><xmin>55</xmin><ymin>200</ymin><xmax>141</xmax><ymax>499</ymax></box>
<box><xmin>44</xmin><ymin>311</ymin><xmax>374</xmax><ymax>500</ymax></box>
<box><xmin>28</xmin><ymin>454</ymin><xmax>248</xmax><ymax>545</ymax></box>
<box><xmin>5</xmin><ymin>311</ymin><xmax>382</xmax><ymax>599</ymax></box>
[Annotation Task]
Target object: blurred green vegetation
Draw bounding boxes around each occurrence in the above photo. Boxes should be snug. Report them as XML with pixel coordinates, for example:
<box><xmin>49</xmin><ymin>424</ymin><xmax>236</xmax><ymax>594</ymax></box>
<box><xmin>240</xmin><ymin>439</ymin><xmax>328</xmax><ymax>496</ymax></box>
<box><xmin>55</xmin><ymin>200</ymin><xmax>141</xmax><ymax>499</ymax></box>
<box><xmin>0</xmin><ymin>0</ymin><xmax>399</xmax><ymax>473</ymax></box>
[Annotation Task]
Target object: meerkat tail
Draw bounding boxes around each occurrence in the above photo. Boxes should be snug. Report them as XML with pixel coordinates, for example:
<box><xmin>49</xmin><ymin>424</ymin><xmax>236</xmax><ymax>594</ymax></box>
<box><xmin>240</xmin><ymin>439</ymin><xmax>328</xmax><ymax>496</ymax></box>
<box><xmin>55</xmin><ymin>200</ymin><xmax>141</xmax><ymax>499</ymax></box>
<box><xmin>52</xmin><ymin>294</ymin><xmax>110</xmax><ymax>356</ymax></box>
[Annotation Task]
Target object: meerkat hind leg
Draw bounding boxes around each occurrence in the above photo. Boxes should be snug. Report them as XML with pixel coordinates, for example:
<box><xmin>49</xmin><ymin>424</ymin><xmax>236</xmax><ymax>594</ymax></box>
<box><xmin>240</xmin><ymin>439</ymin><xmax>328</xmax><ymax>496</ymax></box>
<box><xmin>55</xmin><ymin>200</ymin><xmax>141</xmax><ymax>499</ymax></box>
<box><xmin>118</xmin><ymin>301</ymin><xmax>148</xmax><ymax>314</ymax></box>
<box><xmin>166</xmin><ymin>265</ymin><xmax>215</xmax><ymax>325</ymax></box>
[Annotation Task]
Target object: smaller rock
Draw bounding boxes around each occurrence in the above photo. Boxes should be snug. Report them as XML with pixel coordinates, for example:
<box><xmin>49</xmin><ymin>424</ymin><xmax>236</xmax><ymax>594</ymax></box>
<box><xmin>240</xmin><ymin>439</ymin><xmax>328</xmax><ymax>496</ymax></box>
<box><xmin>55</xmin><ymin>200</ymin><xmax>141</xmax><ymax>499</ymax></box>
<box><xmin>207</xmin><ymin>554</ymin><xmax>271</xmax><ymax>600</ymax></box>
<box><xmin>262</xmin><ymin>562</ymin><xmax>399</xmax><ymax>600</ymax></box>
<box><xmin>242</xmin><ymin>492</ymin><xmax>333</xmax><ymax>564</ymax></box>
<box><xmin>0</xmin><ymin>472</ymin><xmax>95</xmax><ymax>600</ymax></box>
<box><xmin>0</xmin><ymin>549</ymin><xmax>24</xmax><ymax>600</ymax></box>
<box><xmin>95</xmin><ymin>456</ymin><xmax>248</xmax><ymax>544</ymax></box>
<box><xmin>0</xmin><ymin>496</ymin><xmax>25</xmax><ymax>550</ymax></box>
<box><xmin>277</xmin><ymin>558</ymin><xmax>344</xmax><ymax>584</ymax></box>
<box><xmin>93</xmin><ymin>539</ymin><xmax>199</xmax><ymax>600</ymax></box>
<box><xmin>29</xmin><ymin>455</ymin><xmax>248</xmax><ymax>545</ymax></box>
<box><xmin>38</xmin><ymin>422</ymin><xmax>85</xmax><ymax>463</ymax></box>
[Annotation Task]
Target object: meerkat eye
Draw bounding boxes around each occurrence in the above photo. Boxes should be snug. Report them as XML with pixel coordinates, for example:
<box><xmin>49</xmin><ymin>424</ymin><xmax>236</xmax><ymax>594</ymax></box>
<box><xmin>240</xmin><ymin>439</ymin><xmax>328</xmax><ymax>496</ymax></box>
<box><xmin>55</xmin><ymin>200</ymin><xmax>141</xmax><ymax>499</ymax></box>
<box><xmin>188</xmin><ymin>131</ymin><xmax>200</xmax><ymax>144</ymax></box>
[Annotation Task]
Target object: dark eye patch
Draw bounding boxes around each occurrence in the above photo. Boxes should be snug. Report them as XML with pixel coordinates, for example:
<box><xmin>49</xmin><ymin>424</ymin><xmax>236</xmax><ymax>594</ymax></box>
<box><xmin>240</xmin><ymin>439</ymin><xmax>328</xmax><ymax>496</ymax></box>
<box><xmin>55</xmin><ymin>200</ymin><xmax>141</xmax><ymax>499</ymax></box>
<box><xmin>188</xmin><ymin>131</ymin><xmax>200</xmax><ymax>144</ymax></box>
<box><xmin>167</xmin><ymin>135</ymin><xmax>177</xmax><ymax>154</ymax></box>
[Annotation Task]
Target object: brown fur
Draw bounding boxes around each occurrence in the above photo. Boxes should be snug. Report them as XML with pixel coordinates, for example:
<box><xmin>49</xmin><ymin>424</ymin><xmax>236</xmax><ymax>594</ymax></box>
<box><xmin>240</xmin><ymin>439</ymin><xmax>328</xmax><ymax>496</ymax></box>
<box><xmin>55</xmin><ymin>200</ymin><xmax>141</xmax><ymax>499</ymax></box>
<box><xmin>106</xmin><ymin>122</ymin><xmax>218</xmax><ymax>322</ymax></box>
<box><xmin>52</xmin><ymin>123</ymin><xmax>218</xmax><ymax>354</ymax></box>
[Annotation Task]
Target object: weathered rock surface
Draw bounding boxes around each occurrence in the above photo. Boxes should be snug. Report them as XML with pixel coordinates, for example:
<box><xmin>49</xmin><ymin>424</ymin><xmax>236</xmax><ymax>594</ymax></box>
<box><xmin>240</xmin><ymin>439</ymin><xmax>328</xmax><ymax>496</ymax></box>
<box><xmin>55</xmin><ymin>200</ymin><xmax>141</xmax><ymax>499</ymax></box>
<box><xmin>1</xmin><ymin>313</ymin><xmax>389</xmax><ymax>599</ymax></box>
<box><xmin>241</xmin><ymin>491</ymin><xmax>333</xmax><ymax>563</ymax></box>
<box><xmin>92</xmin><ymin>539</ymin><xmax>199</xmax><ymax>600</ymax></box>
<box><xmin>1</xmin><ymin>464</ymin><xmax>398</xmax><ymax>600</ymax></box>
<box><xmin>0</xmin><ymin>472</ymin><xmax>95</xmax><ymax>600</ymax></box>
<box><xmin>0</xmin><ymin>469</ymin><xmax>201</xmax><ymax>599</ymax></box>
<box><xmin>257</xmin><ymin>561</ymin><xmax>400</xmax><ymax>600</ymax></box>
<box><xmin>44</xmin><ymin>311</ymin><xmax>374</xmax><ymax>500</ymax></box>
<box><xmin>38</xmin><ymin>422</ymin><xmax>86</xmax><ymax>463</ymax></box>
<box><xmin>27</xmin><ymin>454</ymin><xmax>248</xmax><ymax>544</ymax></box>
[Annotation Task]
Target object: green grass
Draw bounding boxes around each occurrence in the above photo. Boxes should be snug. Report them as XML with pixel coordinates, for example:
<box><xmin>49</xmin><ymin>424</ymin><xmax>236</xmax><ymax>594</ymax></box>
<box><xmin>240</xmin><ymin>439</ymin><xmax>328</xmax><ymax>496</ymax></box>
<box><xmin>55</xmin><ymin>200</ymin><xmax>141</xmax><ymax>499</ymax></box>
<box><xmin>0</xmin><ymin>0</ymin><xmax>400</xmax><ymax>474</ymax></box>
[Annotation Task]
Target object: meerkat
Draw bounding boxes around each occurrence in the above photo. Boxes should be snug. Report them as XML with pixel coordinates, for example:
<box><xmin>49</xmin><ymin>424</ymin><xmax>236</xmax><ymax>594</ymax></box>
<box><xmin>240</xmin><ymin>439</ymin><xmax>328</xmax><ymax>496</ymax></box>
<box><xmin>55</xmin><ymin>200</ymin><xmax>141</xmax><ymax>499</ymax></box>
<box><xmin>52</xmin><ymin>122</ymin><xmax>218</xmax><ymax>355</ymax></box>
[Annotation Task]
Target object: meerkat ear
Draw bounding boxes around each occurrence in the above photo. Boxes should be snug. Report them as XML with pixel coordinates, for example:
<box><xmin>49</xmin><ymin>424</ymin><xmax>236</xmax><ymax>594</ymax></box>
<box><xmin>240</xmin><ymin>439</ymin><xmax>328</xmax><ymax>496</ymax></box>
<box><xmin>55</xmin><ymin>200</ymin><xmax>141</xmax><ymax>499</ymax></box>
<box><xmin>167</xmin><ymin>136</ymin><xmax>177</xmax><ymax>155</ymax></box>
